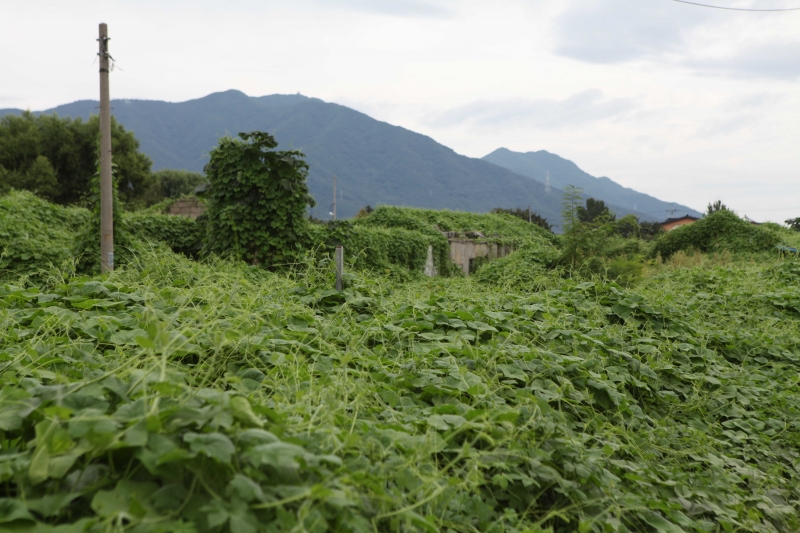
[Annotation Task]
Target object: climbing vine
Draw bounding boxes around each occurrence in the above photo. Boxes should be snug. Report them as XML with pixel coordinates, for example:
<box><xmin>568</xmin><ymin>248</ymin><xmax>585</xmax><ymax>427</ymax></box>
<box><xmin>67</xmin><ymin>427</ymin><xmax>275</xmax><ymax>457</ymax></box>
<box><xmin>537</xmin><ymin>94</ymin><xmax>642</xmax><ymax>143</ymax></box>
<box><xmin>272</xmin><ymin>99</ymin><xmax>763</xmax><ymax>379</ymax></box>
<box><xmin>203</xmin><ymin>132</ymin><xmax>315</xmax><ymax>266</ymax></box>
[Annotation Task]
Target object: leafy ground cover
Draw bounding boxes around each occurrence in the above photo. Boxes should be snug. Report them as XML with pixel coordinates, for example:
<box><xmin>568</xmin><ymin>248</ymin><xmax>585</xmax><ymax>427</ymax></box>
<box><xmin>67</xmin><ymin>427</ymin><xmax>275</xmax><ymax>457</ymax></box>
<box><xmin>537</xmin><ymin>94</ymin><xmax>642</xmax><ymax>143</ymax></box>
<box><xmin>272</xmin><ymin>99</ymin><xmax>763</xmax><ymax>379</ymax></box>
<box><xmin>1</xmin><ymin>241</ymin><xmax>799</xmax><ymax>532</ymax></box>
<box><xmin>653</xmin><ymin>211</ymin><xmax>799</xmax><ymax>259</ymax></box>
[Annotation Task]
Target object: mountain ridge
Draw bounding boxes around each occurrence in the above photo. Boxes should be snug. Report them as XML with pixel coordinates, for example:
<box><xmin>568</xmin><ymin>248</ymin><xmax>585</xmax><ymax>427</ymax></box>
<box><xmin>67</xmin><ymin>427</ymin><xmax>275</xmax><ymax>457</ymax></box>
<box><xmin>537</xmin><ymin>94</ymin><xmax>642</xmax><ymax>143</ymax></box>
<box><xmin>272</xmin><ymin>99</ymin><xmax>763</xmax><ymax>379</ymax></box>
<box><xmin>483</xmin><ymin>147</ymin><xmax>702</xmax><ymax>220</ymax></box>
<box><xmin>1</xmin><ymin>90</ymin><xmax>699</xmax><ymax>224</ymax></box>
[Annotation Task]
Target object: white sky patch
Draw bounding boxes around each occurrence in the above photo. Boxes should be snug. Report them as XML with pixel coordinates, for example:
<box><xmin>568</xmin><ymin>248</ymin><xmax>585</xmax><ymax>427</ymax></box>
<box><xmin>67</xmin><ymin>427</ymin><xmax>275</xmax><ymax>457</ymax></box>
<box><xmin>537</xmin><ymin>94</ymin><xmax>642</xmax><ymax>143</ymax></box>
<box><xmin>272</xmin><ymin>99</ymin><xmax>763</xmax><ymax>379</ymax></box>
<box><xmin>1</xmin><ymin>0</ymin><xmax>799</xmax><ymax>222</ymax></box>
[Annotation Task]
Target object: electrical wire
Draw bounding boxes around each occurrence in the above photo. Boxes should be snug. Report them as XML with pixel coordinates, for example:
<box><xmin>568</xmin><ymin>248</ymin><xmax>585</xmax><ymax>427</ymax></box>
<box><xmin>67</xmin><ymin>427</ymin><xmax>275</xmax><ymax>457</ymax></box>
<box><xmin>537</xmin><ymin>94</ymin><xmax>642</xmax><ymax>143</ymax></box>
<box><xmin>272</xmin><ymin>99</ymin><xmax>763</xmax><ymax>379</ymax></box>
<box><xmin>672</xmin><ymin>0</ymin><xmax>800</xmax><ymax>11</ymax></box>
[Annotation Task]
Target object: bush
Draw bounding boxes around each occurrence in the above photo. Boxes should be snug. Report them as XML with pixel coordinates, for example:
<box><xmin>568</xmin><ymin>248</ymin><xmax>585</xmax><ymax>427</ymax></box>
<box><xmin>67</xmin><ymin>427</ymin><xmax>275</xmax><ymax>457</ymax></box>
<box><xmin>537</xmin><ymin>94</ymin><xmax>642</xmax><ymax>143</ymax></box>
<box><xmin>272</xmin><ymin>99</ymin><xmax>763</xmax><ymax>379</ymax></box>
<box><xmin>473</xmin><ymin>241</ymin><xmax>560</xmax><ymax>289</ymax></box>
<box><xmin>126</xmin><ymin>212</ymin><xmax>205</xmax><ymax>257</ymax></box>
<box><xmin>653</xmin><ymin>210</ymin><xmax>781</xmax><ymax>259</ymax></box>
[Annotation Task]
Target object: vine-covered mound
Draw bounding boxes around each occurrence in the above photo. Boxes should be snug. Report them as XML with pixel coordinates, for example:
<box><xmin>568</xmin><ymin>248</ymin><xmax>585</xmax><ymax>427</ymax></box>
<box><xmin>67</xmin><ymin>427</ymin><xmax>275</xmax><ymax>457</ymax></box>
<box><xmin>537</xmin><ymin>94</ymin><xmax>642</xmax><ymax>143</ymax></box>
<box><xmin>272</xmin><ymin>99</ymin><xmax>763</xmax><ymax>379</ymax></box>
<box><xmin>346</xmin><ymin>206</ymin><xmax>559</xmax><ymax>276</ymax></box>
<box><xmin>355</xmin><ymin>205</ymin><xmax>557</xmax><ymax>245</ymax></box>
<box><xmin>652</xmin><ymin>210</ymin><xmax>793</xmax><ymax>259</ymax></box>
<box><xmin>1</xmin><ymin>247</ymin><xmax>798</xmax><ymax>532</ymax></box>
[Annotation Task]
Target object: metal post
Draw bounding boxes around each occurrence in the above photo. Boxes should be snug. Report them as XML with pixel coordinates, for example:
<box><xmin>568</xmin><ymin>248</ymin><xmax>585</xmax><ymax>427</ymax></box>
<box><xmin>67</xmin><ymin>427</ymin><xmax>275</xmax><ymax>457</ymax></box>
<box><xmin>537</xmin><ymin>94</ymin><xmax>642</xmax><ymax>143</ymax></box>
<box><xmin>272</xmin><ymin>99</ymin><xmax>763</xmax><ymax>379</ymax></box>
<box><xmin>98</xmin><ymin>23</ymin><xmax>114</xmax><ymax>272</ymax></box>
<box><xmin>335</xmin><ymin>246</ymin><xmax>343</xmax><ymax>291</ymax></box>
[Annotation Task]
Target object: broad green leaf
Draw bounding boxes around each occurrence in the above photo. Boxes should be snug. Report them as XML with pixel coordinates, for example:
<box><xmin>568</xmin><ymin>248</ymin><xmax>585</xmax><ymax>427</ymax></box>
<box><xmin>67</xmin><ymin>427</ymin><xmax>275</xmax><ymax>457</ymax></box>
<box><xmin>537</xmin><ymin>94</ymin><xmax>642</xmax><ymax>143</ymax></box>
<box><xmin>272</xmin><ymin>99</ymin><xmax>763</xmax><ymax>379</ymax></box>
<box><xmin>184</xmin><ymin>432</ymin><xmax>235</xmax><ymax>463</ymax></box>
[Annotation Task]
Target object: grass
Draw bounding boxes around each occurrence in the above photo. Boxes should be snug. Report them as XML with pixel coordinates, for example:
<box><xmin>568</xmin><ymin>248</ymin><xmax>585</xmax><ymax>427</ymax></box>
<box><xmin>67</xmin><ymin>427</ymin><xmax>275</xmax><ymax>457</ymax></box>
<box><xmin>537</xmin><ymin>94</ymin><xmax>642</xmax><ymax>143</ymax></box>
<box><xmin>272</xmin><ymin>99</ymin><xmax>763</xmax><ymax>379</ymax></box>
<box><xmin>1</xmin><ymin>240</ymin><xmax>799</xmax><ymax>532</ymax></box>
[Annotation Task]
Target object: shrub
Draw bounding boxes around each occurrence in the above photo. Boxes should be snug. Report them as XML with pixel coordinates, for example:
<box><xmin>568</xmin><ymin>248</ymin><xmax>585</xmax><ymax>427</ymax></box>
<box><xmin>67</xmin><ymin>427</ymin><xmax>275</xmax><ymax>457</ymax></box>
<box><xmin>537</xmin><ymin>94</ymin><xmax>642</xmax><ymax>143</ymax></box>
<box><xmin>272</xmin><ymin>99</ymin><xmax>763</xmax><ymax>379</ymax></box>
<box><xmin>653</xmin><ymin>210</ymin><xmax>781</xmax><ymax>259</ymax></box>
<box><xmin>126</xmin><ymin>212</ymin><xmax>205</xmax><ymax>257</ymax></box>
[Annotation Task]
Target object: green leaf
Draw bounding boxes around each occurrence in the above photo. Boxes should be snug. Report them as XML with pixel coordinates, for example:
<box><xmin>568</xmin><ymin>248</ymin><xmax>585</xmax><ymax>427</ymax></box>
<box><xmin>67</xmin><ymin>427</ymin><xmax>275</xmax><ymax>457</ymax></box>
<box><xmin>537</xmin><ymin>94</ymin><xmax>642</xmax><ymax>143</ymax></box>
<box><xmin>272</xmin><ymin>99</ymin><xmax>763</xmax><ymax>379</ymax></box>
<box><xmin>244</xmin><ymin>442</ymin><xmax>308</xmax><ymax>469</ymax></box>
<box><xmin>0</xmin><ymin>499</ymin><xmax>34</xmax><ymax>524</ymax></box>
<box><xmin>638</xmin><ymin>510</ymin><xmax>686</xmax><ymax>533</ymax></box>
<box><xmin>227</xmin><ymin>474</ymin><xmax>265</xmax><ymax>503</ymax></box>
<box><xmin>183</xmin><ymin>432</ymin><xmax>235</xmax><ymax>463</ymax></box>
<box><xmin>230</xmin><ymin>396</ymin><xmax>263</xmax><ymax>428</ymax></box>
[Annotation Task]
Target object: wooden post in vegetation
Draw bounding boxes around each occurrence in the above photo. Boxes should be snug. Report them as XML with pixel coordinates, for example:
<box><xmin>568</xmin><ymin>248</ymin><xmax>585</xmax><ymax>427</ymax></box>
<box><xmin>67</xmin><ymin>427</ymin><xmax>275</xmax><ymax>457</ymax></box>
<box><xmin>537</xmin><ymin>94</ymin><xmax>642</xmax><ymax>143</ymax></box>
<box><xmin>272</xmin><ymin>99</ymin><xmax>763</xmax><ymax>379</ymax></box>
<box><xmin>332</xmin><ymin>175</ymin><xmax>337</xmax><ymax>220</ymax></box>
<box><xmin>335</xmin><ymin>246</ymin><xmax>344</xmax><ymax>291</ymax></box>
<box><xmin>98</xmin><ymin>23</ymin><xmax>114</xmax><ymax>272</ymax></box>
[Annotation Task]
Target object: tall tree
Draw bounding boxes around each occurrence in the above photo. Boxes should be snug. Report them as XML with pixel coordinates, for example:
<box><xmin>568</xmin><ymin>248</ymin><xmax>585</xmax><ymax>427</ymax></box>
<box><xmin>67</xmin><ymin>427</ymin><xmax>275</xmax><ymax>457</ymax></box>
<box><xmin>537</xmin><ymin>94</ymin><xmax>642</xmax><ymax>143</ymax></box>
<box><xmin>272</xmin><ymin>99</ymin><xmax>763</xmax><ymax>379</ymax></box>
<box><xmin>576</xmin><ymin>198</ymin><xmax>615</xmax><ymax>224</ymax></box>
<box><xmin>0</xmin><ymin>111</ymin><xmax>153</xmax><ymax>205</ymax></box>
<box><xmin>706</xmin><ymin>200</ymin><xmax>729</xmax><ymax>216</ymax></box>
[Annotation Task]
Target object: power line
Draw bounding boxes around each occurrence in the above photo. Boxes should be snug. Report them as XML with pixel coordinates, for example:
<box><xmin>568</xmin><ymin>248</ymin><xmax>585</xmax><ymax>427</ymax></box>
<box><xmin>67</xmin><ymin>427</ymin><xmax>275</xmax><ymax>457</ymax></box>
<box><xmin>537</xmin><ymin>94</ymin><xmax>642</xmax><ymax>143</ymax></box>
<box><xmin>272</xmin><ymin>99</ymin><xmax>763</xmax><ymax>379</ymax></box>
<box><xmin>672</xmin><ymin>0</ymin><xmax>800</xmax><ymax>11</ymax></box>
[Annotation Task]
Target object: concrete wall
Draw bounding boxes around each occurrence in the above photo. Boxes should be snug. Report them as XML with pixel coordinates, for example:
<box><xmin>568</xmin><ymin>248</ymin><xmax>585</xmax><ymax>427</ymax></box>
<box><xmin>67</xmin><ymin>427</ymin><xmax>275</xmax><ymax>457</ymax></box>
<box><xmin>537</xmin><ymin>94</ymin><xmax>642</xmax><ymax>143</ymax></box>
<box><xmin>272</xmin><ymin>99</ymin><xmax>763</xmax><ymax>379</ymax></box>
<box><xmin>168</xmin><ymin>198</ymin><xmax>206</xmax><ymax>219</ymax></box>
<box><xmin>448</xmin><ymin>240</ymin><xmax>512</xmax><ymax>275</ymax></box>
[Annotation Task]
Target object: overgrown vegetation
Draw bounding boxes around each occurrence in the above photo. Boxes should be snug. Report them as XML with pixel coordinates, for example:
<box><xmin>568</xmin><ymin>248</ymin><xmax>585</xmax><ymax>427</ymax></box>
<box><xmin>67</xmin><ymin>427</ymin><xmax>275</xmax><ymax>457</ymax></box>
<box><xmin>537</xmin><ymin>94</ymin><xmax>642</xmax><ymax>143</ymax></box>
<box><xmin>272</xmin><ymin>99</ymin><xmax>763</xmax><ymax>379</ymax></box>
<box><xmin>653</xmin><ymin>210</ymin><xmax>784</xmax><ymax>259</ymax></box>
<box><xmin>0</xmin><ymin>112</ymin><xmax>153</xmax><ymax>206</ymax></box>
<box><xmin>1</xmin><ymin>238</ymin><xmax>799</xmax><ymax>532</ymax></box>
<box><xmin>202</xmin><ymin>131</ymin><xmax>316</xmax><ymax>266</ymax></box>
<box><xmin>3</xmin><ymin>131</ymin><xmax>800</xmax><ymax>531</ymax></box>
<box><xmin>490</xmin><ymin>207</ymin><xmax>553</xmax><ymax>232</ymax></box>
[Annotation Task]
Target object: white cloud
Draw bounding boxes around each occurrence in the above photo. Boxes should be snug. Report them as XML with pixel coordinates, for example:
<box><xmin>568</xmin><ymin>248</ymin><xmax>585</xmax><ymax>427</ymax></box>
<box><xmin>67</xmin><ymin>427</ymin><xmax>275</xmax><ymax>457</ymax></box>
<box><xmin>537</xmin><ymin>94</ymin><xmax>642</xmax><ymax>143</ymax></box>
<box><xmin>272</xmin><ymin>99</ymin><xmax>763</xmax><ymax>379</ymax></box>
<box><xmin>428</xmin><ymin>90</ymin><xmax>636</xmax><ymax>130</ymax></box>
<box><xmin>0</xmin><ymin>0</ymin><xmax>799</xmax><ymax>222</ymax></box>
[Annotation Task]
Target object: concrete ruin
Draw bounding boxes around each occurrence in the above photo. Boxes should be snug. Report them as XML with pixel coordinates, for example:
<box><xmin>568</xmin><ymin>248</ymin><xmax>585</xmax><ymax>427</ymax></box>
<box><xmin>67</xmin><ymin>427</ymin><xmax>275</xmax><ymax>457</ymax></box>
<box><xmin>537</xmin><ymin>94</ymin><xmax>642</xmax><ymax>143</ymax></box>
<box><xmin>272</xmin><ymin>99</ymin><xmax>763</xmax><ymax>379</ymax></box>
<box><xmin>447</xmin><ymin>239</ymin><xmax>512</xmax><ymax>275</ymax></box>
<box><xmin>168</xmin><ymin>198</ymin><xmax>206</xmax><ymax>219</ymax></box>
<box><xmin>425</xmin><ymin>229</ymin><xmax>513</xmax><ymax>276</ymax></box>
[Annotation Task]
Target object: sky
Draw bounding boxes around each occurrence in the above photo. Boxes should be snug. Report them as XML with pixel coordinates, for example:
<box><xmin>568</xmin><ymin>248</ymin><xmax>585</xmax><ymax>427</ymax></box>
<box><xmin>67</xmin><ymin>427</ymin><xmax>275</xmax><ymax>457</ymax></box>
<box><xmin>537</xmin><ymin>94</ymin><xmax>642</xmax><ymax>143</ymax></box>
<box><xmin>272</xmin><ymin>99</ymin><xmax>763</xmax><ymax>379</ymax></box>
<box><xmin>2</xmin><ymin>0</ymin><xmax>799</xmax><ymax>222</ymax></box>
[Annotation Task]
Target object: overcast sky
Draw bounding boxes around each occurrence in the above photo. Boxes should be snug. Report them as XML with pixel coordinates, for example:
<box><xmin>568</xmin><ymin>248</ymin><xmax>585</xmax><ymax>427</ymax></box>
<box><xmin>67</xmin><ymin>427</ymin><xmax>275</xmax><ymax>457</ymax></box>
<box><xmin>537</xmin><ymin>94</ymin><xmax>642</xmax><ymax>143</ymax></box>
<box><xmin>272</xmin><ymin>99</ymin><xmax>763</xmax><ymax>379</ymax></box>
<box><xmin>2</xmin><ymin>0</ymin><xmax>799</xmax><ymax>222</ymax></box>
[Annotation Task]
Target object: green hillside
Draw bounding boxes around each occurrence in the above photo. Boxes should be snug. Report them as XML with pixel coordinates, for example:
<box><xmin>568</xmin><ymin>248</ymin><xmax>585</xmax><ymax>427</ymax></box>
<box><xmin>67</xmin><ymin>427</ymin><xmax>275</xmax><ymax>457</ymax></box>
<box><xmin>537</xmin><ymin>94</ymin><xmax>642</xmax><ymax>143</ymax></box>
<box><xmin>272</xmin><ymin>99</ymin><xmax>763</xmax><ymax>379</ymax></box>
<box><xmin>483</xmin><ymin>148</ymin><xmax>702</xmax><ymax>221</ymax></box>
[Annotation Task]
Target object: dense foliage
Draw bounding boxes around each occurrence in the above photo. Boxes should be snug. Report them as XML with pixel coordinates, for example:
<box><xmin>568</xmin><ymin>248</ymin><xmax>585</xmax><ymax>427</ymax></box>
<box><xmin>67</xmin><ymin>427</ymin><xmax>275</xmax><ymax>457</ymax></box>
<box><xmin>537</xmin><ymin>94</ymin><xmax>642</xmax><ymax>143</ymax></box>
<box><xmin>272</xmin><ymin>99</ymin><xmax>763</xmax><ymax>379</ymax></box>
<box><xmin>138</xmin><ymin>170</ymin><xmax>208</xmax><ymax>207</ymax></box>
<box><xmin>490</xmin><ymin>208</ymin><xmax>553</xmax><ymax>232</ymax></box>
<box><xmin>356</xmin><ymin>206</ymin><xmax>557</xmax><ymax>246</ymax></box>
<box><xmin>1</xmin><ymin>242</ymin><xmax>799</xmax><ymax>532</ymax></box>
<box><xmin>0</xmin><ymin>112</ymin><xmax>154</xmax><ymax>206</ymax></box>
<box><xmin>4</xmin><ymin>186</ymin><xmax>800</xmax><ymax>531</ymax></box>
<box><xmin>0</xmin><ymin>191</ymin><xmax>89</xmax><ymax>278</ymax></box>
<box><xmin>653</xmin><ymin>210</ymin><xmax>782</xmax><ymax>259</ymax></box>
<box><xmin>203</xmin><ymin>132</ymin><xmax>315</xmax><ymax>266</ymax></box>
<box><xmin>0</xmin><ymin>191</ymin><xmax>203</xmax><ymax>280</ymax></box>
<box><xmin>577</xmin><ymin>198</ymin><xmax>615</xmax><ymax>224</ymax></box>
<box><xmin>705</xmin><ymin>200</ymin><xmax>729</xmax><ymax>216</ymax></box>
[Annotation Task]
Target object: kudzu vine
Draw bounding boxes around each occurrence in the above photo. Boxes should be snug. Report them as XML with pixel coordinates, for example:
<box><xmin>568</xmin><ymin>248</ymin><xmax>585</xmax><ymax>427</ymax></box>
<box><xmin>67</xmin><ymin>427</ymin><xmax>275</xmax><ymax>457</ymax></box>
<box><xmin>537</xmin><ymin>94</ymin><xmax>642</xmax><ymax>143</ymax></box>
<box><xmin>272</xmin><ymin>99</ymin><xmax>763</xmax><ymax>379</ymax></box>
<box><xmin>203</xmin><ymin>132</ymin><xmax>316</xmax><ymax>266</ymax></box>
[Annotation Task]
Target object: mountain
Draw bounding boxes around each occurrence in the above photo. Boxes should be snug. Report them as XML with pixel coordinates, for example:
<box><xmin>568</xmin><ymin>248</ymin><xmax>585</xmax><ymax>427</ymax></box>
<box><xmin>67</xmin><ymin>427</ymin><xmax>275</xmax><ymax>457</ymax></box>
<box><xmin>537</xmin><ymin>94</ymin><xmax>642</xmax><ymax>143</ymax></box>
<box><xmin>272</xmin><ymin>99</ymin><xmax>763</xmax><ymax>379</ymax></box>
<box><xmin>483</xmin><ymin>148</ymin><xmax>701</xmax><ymax>220</ymax></box>
<box><xmin>1</xmin><ymin>91</ymin><xmax>695</xmax><ymax>225</ymax></box>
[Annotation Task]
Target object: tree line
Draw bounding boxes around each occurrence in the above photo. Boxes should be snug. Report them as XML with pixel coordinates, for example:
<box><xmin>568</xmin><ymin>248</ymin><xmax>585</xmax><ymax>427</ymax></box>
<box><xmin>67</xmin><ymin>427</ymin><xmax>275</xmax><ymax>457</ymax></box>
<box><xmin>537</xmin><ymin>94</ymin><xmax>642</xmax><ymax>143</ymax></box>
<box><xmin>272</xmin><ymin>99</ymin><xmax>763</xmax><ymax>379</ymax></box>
<box><xmin>0</xmin><ymin>112</ymin><xmax>205</xmax><ymax>207</ymax></box>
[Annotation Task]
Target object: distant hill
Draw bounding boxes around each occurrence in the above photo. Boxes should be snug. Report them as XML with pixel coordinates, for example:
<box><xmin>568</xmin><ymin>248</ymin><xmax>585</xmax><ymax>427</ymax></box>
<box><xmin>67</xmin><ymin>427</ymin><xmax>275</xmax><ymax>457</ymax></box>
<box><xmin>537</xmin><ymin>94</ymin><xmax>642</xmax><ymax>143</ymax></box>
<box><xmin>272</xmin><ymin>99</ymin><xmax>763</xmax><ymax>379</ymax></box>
<box><xmin>483</xmin><ymin>148</ymin><xmax>701</xmax><ymax>221</ymax></box>
<box><xmin>1</xmin><ymin>91</ymin><xmax>695</xmax><ymax>225</ymax></box>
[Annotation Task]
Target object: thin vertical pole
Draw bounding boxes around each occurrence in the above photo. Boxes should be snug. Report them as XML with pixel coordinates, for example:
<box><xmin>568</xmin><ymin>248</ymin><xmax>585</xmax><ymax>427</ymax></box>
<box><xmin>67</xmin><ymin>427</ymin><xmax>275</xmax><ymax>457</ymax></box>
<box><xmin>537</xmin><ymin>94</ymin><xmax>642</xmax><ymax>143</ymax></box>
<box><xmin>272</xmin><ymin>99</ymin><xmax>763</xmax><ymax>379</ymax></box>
<box><xmin>335</xmin><ymin>246</ymin><xmax>343</xmax><ymax>291</ymax></box>
<box><xmin>98</xmin><ymin>23</ymin><xmax>114</xmax><ymax>272</ymax></box>
<box><xmin>528</xmin><ymin>205</ymin><xmax>531</xmax><ymax>223</ymax></box>
<box><xmin>332</xmin><ymin>175</ymin><xmax>337</xmax><ymax>220</ymax></box>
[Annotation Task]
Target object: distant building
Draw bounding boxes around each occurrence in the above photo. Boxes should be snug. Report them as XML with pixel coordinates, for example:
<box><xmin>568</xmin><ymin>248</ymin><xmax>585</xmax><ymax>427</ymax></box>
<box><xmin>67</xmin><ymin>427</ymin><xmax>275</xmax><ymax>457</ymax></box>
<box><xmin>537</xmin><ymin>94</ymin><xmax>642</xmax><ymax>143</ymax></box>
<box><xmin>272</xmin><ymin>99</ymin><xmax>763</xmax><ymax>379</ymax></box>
<box><xmin>661</xmin><ymin>215</ymin><xmax>699</xmax><ymax>231</ymax></box>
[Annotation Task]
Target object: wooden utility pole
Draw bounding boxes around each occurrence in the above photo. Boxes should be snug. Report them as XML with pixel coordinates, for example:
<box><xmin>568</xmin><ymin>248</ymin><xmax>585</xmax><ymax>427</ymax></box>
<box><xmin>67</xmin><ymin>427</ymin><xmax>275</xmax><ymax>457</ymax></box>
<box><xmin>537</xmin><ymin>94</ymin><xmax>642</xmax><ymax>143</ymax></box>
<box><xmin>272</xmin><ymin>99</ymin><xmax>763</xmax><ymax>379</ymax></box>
<box><xmin>332</xmin><ymin>175</ymin><xmax>337</xmax><ymax>220</ymax></box>
<box><xmin>335</xmin><ymin>246</ymin><xmax>344</xmax><ymax>291</ymax></box>
<box><xmin>98</xmin><ymin>23</ymin><xmax>114</xmax><ymax>271</ymax></box>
